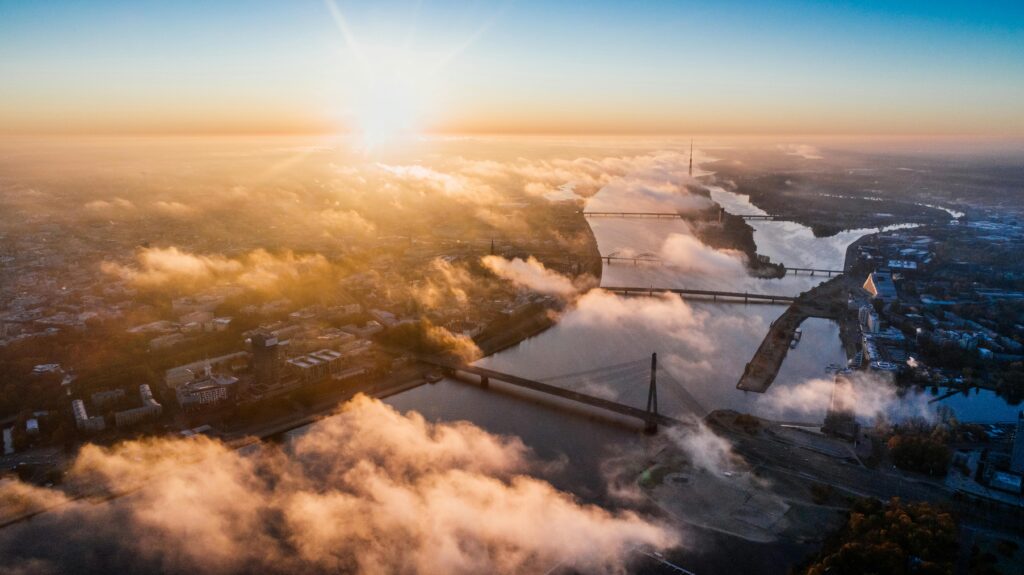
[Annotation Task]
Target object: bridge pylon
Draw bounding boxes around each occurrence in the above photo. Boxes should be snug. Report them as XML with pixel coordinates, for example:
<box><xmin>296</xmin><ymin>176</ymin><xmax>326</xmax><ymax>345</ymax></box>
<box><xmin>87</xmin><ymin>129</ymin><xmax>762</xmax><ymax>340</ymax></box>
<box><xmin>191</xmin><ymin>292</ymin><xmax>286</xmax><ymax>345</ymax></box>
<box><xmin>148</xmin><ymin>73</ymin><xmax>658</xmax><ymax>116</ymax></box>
<box><xmin>645</xmin><ymin>352</ymin><xmax>659</xmax><ymax>434</ymax></box>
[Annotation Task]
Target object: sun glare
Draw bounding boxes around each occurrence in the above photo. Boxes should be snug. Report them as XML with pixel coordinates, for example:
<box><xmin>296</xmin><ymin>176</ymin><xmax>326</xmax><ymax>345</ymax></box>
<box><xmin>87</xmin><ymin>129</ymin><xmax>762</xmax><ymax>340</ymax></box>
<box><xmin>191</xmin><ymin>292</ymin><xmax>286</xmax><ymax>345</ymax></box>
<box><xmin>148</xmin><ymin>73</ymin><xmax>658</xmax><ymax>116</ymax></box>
<box><xmin>352</xmin><ymin>74</ymin><xmax>425</xmax><ymax>149</ymax></box>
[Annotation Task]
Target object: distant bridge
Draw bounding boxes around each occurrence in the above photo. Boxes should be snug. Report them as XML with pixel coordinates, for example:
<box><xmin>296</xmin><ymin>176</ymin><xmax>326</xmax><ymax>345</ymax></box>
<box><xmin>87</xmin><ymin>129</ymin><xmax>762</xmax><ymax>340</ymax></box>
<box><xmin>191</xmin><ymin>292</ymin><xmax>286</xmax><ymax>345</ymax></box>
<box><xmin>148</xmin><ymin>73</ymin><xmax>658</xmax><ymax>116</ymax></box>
<box><xmin>583</xmin><ymin>211</ymin><xmax>792</xmax><ymax>221</ymax></box>
<box><xmin>602</xmin><ymin>251</ymin><xmax>663</xmax><ymax>265</ymax></box>
<box><xmin>785</xmin><ymin>267</ymin><xmax>844</xmax><ymax>277</ymax></box>
<box><xmin>603</xmin><ymin>285</ymin><xmax>796</xmax><ymax>304</ymax></box>
<box><xmin>599</xmin><ymin>253</ymin><xmax>843</xmax><ymax>277</ymax></box>
<box><xmin>421</xmin><ymin>354</ymin><xmax>687</xmax><ymax>432</ymax></box>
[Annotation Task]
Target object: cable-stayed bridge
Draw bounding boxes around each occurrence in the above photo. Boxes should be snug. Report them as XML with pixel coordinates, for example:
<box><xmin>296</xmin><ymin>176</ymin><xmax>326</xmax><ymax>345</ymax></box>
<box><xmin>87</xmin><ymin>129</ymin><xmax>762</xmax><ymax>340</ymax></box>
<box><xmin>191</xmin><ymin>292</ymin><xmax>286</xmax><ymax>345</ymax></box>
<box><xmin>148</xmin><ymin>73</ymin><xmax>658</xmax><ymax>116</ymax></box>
<box><xmin>422</xmin><ymin>354</ymin><xmax>705</xmax><ymax>432</ymax></box>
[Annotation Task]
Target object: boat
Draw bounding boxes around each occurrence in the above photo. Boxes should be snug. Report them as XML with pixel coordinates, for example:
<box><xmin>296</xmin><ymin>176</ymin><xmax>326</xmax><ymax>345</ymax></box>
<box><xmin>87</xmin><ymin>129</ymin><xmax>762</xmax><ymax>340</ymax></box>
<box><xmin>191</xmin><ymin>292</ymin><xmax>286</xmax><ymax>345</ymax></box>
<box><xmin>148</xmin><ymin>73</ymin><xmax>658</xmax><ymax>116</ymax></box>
<box><xmin>425</xmin><ymin>371</ymin><xmax>443</xmax><ymax>384</ymax></box>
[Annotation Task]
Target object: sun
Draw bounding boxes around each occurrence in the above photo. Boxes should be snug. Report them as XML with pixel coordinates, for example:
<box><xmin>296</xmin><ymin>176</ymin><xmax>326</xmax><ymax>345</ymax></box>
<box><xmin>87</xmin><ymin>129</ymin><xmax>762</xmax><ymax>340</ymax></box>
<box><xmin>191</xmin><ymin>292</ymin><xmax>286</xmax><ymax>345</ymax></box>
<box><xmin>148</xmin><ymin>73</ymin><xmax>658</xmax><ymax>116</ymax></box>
<box><xmin>351</xmin><ymin>74</ymin><xmax>425</xmax><ymax>149</ymax></box>
<box><xmin>324</xmin><ymin>0</ymin><xmax>490</xmax><ymax>150</ymax></box>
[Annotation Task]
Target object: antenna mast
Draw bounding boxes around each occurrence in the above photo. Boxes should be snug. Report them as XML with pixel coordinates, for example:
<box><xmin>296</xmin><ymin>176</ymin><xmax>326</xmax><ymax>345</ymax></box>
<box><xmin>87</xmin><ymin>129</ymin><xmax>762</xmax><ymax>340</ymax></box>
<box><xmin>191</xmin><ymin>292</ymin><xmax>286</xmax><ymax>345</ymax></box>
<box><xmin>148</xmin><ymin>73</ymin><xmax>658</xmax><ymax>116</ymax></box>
<box><xmin>688</xmin><ymin>138</ymin><xmax>693</xmax><ymax>177</ymax></box>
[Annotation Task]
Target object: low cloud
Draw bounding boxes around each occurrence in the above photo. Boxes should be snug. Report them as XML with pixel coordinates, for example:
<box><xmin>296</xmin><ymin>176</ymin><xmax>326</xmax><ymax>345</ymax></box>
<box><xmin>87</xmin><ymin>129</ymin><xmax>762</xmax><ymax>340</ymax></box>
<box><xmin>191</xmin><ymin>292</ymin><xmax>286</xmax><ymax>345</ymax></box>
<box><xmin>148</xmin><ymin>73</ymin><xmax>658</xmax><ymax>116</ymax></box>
<box><xmin>153</xmin><ymin>200</ymin><xmax>198</xmax><ymax>217</ymax></box>
<box><xmin>665</xmin><ymin>419</ymin><xmax>742</xmax><ymax>477</ymax></box>
<box><xmin>84</xmin><ymin>197</ymin><xmax>135</xmax><ymax>213</ymax></box>
<box><xmin>0</xmin><ymin>396</ymin><xmax>677</xmax><ymax>574</ymax></box>
<box><xmin>316</xmin><ymin>208</ymin><xmax>376</xmax><ymax>236</ymax></box>
<box><xmin>424</xmin><ymin>323</ymin><xmax>483</xmax><ymax>363</ymax></box>
<box><xmin>376</xmin><ymin>163</ymin><xmax>497</xmax><ymax>204</ymax></box>
<box><xmin>101</xmin><ymin>246</ymin><xmax>333</xmax><ymax>291</ymax></box>
<box><xmin>562</xmin><ymin>290</ymin><xmax>716</xmax><ymax>356</ymax></box>
<box><xmin>481</xmin><ymin>256</ymin><xmax>592</xmax><ymax>299</ymax></box>
<box><xmin>782</xmin><ymin>144</ymin><xmax>823</xmax><ymax>160</ymax></box>
<box><xmin>659</xmin><ymin>232</ymin><xmax>747</xmax><ymax>277</ymax></box>
<box><xmin>762</xmin><ymin>372</ymin><xmax>933</xmax><ymax>422</ymax></box>
<box><xmin>409</xmin><ymin>258</ymin><xmax>473</xmax><ymax>310</ymax></box>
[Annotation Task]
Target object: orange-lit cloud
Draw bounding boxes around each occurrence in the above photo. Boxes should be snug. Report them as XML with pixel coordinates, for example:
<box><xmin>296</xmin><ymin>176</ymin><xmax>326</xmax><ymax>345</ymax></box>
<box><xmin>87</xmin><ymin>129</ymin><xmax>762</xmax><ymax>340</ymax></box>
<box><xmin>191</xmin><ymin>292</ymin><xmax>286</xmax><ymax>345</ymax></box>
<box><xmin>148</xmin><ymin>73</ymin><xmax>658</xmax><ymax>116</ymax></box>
<box><xmin>0</xmin><ymin>396</ymin><xmax>677</xmax><ymax>573</ymax></box>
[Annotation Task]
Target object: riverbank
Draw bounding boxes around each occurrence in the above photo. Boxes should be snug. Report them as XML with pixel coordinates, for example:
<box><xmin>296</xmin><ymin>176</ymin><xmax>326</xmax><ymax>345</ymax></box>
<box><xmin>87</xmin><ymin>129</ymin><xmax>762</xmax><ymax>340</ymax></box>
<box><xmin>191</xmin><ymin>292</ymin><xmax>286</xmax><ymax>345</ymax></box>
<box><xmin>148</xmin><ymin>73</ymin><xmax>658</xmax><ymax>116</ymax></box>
<box><xmin>225</xmin><ymin>206</ymin><xmax>607</xmax><ymax>441</ymax></box>
<box><xmin>474</xmin><ymin>206</ymin><xmax>603</xmax><ymax>356</ymax></box>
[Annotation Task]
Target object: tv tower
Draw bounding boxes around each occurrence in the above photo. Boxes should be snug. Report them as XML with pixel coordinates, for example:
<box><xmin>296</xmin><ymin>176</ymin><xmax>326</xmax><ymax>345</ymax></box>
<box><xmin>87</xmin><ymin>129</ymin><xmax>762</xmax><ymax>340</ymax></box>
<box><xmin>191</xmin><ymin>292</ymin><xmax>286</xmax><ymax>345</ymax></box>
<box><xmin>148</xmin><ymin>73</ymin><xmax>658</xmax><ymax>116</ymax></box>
<box><xmin>688</xmin><ymin>138</ymin><xmax>693</xmax><ymax>177</ymax></box>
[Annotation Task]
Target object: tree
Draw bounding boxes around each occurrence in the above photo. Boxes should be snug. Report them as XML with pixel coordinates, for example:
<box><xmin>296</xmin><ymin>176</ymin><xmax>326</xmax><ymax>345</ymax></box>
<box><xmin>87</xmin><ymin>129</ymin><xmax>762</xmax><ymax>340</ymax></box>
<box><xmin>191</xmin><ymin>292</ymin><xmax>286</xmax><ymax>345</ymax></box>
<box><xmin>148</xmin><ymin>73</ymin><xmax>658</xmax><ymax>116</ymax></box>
<box><xmin>799</xmin><ymin>498</ymin><xmax>957</xmax><ymax>575</ymax></box>
<box><xmin>888</xmin><ymin>434</ymin><xmax>951</xmax><ymax>477</ymax></box>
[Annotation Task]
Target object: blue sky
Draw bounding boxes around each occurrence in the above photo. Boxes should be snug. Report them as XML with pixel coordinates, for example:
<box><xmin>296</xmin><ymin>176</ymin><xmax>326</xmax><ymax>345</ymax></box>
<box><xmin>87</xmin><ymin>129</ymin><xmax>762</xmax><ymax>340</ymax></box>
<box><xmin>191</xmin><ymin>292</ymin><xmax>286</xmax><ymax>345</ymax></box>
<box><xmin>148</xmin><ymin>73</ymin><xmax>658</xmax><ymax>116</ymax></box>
<box><xmin>1</xmin><ymin>0</ymin><xmax>1022</xmax><ymax>134</ymax></box>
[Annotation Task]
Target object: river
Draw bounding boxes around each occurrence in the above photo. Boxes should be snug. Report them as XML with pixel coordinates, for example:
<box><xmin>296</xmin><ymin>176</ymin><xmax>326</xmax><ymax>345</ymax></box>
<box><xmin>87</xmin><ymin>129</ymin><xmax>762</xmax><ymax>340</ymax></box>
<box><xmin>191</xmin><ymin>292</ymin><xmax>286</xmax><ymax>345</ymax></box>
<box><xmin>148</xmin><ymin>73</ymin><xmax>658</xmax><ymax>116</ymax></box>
<box><xmin>298</xmin><ymin>167</ymin><xmax>1016</xmax><ymax>573</ymax></box>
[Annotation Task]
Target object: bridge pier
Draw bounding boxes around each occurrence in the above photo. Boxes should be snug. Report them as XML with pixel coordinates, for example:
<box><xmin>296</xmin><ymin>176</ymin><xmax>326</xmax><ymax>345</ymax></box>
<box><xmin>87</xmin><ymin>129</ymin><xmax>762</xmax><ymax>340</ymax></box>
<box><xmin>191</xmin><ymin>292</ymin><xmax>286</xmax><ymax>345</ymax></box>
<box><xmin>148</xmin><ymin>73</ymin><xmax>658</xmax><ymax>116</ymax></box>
<box><xmin>480</xmin><ymin>375</ymin><xmax>489</xmax><ymax>388</ymax></box>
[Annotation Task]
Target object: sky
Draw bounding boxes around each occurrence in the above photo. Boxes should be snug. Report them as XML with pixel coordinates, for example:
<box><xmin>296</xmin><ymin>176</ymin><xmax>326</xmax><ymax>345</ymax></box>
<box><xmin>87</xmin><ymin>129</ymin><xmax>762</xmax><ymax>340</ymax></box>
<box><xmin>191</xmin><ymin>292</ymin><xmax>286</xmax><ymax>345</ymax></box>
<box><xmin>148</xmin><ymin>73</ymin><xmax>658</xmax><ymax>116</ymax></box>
<box><xmin>1</xmin><ymin>0</ymin><xmax>1023</xmax><ymax>136</ymax></box>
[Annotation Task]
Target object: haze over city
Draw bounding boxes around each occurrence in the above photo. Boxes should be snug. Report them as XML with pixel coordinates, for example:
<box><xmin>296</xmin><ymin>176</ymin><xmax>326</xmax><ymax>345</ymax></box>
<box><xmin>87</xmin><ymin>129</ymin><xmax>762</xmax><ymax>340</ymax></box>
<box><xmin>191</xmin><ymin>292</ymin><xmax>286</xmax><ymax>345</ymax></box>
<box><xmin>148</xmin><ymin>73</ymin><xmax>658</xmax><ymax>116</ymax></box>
<box><xmin>1</xmin><ymin>1</ymin><xmax>1024</xmax><ymax>574</ymax></box>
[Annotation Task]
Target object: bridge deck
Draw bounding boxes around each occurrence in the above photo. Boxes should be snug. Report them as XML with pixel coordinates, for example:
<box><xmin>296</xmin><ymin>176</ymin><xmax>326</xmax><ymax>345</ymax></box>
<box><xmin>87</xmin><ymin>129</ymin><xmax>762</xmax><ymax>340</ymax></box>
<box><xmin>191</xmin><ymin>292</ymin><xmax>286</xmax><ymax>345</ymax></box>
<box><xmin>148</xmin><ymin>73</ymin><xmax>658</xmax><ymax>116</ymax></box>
<box><xmin>602</xmin><ymin>286</ymin><xmax>796</xmax><ymax>303</ymax></box>
<box><xmin>785</xmin><ymin>267</ymin><xmax>844</xmax><ymax>275</ymax></box>
<box><xmin>422</xmin><ymin>359</ymin><xmax>681</xmax><ymax>428</ymax></box>
<box><xmin>583</xmin><ymin>211</ymin><xmax>791</xmax><ymax>220</ymax></box>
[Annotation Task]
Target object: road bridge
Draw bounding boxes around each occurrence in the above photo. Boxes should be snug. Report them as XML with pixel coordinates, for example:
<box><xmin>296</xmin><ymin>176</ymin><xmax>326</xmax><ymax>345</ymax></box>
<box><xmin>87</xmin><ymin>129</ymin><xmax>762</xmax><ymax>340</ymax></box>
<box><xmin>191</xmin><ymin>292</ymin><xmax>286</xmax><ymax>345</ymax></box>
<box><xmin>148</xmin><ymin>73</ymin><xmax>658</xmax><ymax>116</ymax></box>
<box><xmin>583</xmin><ymin>211</ymin><xmax>792</xmax><ymax>221</ymax></box>
<box><xmin>601</xmin><ymin>251</ymin><xmax>663</xmax><ymax>266</ymax></box>
<box><xmin>420</xmin><ymin>354</ymin><xmax>681</xmax><ymax>432</ymax></box>
<box><xmin>603</xmin><ymin>285</ymin><xmax>796</xmax><ymax>304</ymax></box>
<box><xmin>785</xmin><ymin>267</ymin><xmax>844</xmax><ymax>277</ymax></box>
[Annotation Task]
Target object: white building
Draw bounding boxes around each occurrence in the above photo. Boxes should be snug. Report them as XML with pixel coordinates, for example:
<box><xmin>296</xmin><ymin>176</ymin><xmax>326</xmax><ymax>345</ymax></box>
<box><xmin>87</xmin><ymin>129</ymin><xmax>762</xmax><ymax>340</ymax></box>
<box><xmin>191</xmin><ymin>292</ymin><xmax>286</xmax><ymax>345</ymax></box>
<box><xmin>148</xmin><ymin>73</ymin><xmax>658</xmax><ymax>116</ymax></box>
<box><xmin>72</xmin><ymin>399</ymin><xmax>105</xmax><ymax>432</ymax></box>
<box><xmin>176</xmin><ymin>372</ymin><xmax>238</xmax><ymax>409</ymax></box>
<box><xmin>114</xmin><ymin>384</ymin><xmax>163</xmax><ymax>427</ymax></box>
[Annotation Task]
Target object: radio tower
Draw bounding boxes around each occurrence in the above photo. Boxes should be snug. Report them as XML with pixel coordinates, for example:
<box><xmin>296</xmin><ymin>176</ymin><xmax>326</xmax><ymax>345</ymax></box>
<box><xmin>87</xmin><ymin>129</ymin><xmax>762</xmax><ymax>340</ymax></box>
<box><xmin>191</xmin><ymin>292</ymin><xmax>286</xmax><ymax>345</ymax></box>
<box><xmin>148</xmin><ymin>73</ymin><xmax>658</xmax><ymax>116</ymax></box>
<box><xmin>688</xmin><ymin>138</ymin><xmax>693</xmax><ymax>177</ymax></box>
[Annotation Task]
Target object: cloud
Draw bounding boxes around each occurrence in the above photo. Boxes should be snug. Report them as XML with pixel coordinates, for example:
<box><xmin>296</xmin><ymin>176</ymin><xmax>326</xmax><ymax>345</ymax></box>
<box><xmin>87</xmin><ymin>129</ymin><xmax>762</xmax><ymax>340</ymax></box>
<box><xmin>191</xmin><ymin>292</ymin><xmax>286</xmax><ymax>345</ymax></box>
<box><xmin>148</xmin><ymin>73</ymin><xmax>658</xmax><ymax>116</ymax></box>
<box><xmin>376</xmin><ymin>163</ymin><xmax>496</xmax><ymax>203</ymax></box>
<box><xmin>153</xmin><ymin>200</ymin><xmax>198</xmax><ymax>217</ymax></box>
<box><xmin>659</xmin><ymin>232</ymin><xmax>748</xmax><ymax>277</ymax></box>
<box><xmin>409</xmin><ymin>258</ymin><xmax>474</xmax><ymax>309</ymax></box>
<box><xmin>561</xmin><ymin>289</ymin><xmax>716</xmax><ymax>355</ymax></box>
<box><xmin>665</xmin><ymin>419</ymin><xmax>741</xmax><ymax>477</ymax></box>
<box><xmin>782</xmin><ymin>144</ymin><xmax>823</xmax><ymax>160</ymax></box>
<box><xmin>481</xmin><ymin>256</ymin><xmax>591</xmax><ymax>299</ymax></box>
<box><xmin>84</xmin><ymin>197</ymin><xmax>135</xmax><ymax>213</ymax></box>
<box><xmin>101</xmin><ymin>246</ymin><xmax>333</xmax><ymax>291</ymax></box>
<box><xmin>0</xmin><ymin>396</ymin><xmax>677</xmax><ymax>574</ymax></box>
<box><xmin>316</xmin><ymin>208</ymin><xmax>377</xmax><ymax>236</ymax></box>
<box><xmin>424</xmin><ymin>323</ymin><xmax>483</xmax><ymax>363</ymax></box>
<box><xmin>761</xmin><ymin>371</ymin><xmax>933</xmax><ymax>422</ymax></box>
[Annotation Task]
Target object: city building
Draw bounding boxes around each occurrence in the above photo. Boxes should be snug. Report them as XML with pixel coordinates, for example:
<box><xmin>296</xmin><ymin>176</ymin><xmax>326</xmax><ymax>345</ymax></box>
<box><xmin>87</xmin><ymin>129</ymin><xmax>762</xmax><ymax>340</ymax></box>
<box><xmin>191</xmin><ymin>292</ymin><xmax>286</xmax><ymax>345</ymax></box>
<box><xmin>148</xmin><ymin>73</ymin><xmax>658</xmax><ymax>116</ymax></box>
<box><xmin>91</xmin><ymin>388</ymin><xmax>126</xmax><ymax>408</ymax></box>
<box><xmin>114</xmin><ymin>384</ymin><xmax>163</xmax><ymax>427</ymax></box>
<box><xmin>251</xmin><ymin>330</ymin><xmax>282</xmax><ymax>387</ymax></box>
<box><xmin>1012</xmin><ymin>411</ymin><xmax>1024</xmax><ymax>475</ymax></box>
<box><xmin>72</xmin><ymin>399</ymin><xmax>105</xmax><ymax>432</ymax></box>
<box><xmin>863</xmin><ymin>270</ymin><xmax>898</xmax><ymax>302</ymax></box>
<box><xmin>176</xmin><ymin>369</ymin><xmax>239</xmax><ymax>410</ymax></box>
<box><xmin>164</xmin><ymin>351</ymin><xmax>249</xmax><ymax>389</ymax></box>
<box><xmin>286</xmin><ymin>349</ymin><xmax>344</xmax><ymax>383</ymax></box>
